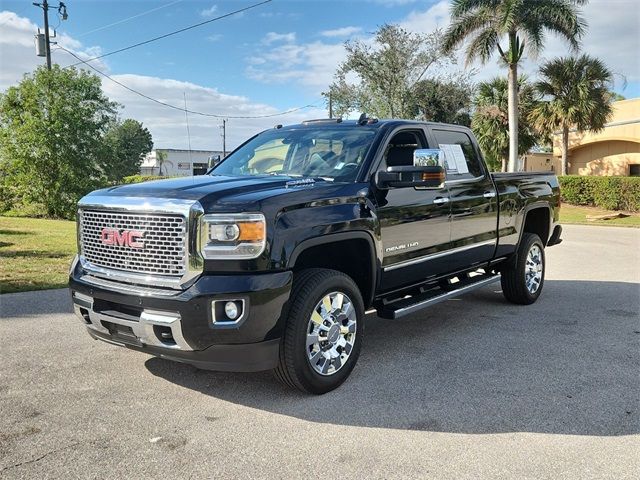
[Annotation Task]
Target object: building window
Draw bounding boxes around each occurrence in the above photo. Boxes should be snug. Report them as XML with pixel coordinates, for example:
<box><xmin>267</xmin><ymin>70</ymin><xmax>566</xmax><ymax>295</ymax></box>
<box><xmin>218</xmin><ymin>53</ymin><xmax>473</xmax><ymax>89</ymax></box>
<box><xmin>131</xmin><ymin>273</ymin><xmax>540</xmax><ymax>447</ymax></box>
<box><xmin>629</xmin><ymin>164</ymin><xmax>640</xmax><ymax>177</ymax></box>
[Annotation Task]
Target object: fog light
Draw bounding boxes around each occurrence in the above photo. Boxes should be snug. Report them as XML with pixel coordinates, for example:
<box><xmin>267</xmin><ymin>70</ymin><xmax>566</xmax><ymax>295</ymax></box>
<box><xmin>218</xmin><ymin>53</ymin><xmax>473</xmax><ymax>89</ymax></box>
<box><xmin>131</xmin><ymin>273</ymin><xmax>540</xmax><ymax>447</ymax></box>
<box><xmin>224</xmin><ymin>301</ymin><xmax>239</xmax><ymax>320</ymax></box>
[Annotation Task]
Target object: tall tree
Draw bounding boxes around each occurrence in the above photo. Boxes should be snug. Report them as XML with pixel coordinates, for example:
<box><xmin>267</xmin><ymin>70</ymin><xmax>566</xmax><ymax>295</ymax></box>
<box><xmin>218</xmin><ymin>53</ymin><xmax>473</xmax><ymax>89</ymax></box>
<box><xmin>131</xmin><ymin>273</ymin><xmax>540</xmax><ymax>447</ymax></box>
<box><xmin>443</xmin><ymin>0</ymin><xmax>586</xmax><ymax>172</ymax></box>
<box><xmin>472</xmin><ymin>76</ymin><xmax>540</xmax><ymax>171</ymax></box>
<box><xmin>410</xmin><ymin>78</ymin><xmax>474</xmax><ymax>126</ymax></box>
<box><xmin>102</xmin><ymin>119</ymin><xmax>153</xmax><ymax>183</ymax></box>
<box><xmin>325</xmin><ymin>24</ymin><xmax>466</xmax><ymax>119</ymax></box>
<box><xmin>532</xmin><ymin>55</ymin><xmax>614</xmax><ymax>175</ymax></box>
<box><xmin>0</xmin><ymin>66</ymin><xmax>118</xmax><ymax>218</ymax></box>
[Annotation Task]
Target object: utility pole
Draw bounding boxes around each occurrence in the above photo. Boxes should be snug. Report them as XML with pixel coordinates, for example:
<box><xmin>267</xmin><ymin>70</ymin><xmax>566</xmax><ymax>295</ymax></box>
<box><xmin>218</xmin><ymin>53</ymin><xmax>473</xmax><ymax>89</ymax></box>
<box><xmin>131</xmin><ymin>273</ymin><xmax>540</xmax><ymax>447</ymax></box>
<box><xmin>220</xmin><ymin>119</ymin><xmax>227</xmax><ymax>158</ymax></box>
<box><xmin>33</xmin><ymin>1</ymin><xmax>68</xmax><ymax>69</ymax></box>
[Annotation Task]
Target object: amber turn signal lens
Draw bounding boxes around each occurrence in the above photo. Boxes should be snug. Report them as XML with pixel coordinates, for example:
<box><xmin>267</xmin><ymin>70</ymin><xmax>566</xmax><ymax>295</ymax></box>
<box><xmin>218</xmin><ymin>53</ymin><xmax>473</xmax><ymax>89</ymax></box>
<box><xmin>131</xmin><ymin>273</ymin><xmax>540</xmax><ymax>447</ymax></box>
<box><xmin>238</xmin><ymin>221</ymin><xmax>265</xmax><ymax>242</ymax></box>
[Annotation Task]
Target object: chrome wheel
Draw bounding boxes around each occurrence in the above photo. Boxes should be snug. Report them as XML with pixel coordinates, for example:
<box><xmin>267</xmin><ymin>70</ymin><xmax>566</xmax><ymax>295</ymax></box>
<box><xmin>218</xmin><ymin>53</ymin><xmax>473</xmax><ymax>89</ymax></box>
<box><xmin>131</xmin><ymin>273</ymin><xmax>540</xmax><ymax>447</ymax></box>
<box><xmin>306</xmin><ymin>291</ymin><xmax>357</xmax><ymax>376</ymax></box>
<box><xmin>525</xmin><ymin>244</ymin><xmax>543</xmax><ymax>294</ymax></box>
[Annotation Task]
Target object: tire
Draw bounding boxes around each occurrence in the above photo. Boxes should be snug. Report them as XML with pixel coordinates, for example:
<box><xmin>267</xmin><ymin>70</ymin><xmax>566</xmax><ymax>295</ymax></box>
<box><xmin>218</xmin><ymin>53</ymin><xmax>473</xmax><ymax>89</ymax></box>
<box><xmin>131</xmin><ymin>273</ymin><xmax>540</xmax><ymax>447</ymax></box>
<box><xmin>274</xmin><ymin>268</ymin><xmax>364</xmax><ymax>394</ymax></box>
<box><xmin>501</xmin><ymin>232</ymin><xmax>546</xmax><ymax>305</ymax></box>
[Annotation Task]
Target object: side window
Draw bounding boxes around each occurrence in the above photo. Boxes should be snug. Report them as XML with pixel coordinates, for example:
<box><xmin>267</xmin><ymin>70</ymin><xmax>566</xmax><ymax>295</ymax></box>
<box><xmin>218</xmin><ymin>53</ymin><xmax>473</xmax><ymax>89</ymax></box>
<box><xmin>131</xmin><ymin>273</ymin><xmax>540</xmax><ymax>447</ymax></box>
<box><xmin>431</xmin><ymin>129</ymin><xmax>484</xmax><ymax>179</ymax></box>
<box><xmin>381</xmin><ymin>130</ymin><xmax>426</xmax><ymax>170</ymax></box>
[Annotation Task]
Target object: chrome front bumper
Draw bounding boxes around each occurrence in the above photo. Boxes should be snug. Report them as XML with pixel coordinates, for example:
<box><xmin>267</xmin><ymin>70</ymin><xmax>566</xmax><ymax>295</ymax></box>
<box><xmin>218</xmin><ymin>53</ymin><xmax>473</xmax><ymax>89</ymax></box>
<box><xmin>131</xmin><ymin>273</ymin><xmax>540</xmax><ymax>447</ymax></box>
<box><xmin>71</xmin><ymin>291</ymin><xmax>193</xmax><ymax>351</ymax></box>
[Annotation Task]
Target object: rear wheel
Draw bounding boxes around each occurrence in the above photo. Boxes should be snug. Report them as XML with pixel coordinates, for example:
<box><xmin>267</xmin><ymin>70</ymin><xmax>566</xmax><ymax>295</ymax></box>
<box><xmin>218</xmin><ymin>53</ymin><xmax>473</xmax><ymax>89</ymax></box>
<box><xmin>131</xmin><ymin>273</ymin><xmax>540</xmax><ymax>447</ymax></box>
<box><xmin>501</xmin><ymin>232</ymin><xmax>545</xmax><ymax>305</ymax></box>
<box><xmin>274</xmin><ymin>268</ymin><xmax>364</xmax><ymax>394</ymax></box>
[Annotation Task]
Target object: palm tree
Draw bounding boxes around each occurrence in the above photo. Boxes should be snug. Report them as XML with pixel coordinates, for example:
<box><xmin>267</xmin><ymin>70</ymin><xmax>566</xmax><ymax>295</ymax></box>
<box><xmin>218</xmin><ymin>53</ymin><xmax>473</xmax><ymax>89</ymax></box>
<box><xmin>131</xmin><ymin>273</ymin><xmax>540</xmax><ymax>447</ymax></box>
<box><xmin>472</xmin><ymin>76</ymin><xmax>540</xmax><ymax>171</ymax></box>
<box><xmin>532</xmin><ymin>55</ymin><xmax>614</xmax><ymax>175</ymax></box>
<box><xmin>443</xmin><ymin>0</ymin><xmax>586</xmax><ymax>172</ymax></box>
<box><xmin>156</xmin><ymin>150</ymin><xmax>167</xmax><ymax>176</ymax></box>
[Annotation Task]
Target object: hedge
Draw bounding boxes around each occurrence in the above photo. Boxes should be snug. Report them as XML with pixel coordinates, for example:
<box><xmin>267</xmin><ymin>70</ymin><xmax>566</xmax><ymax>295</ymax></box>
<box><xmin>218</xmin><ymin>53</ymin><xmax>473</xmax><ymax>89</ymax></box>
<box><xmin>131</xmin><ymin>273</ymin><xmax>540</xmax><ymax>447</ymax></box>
<box><xmin>559</xmin><ymin>176</ymin><xmax>640</xmax><ymax>212</ymax></box>
<box><xmin>120</xmin><ymin>175</ymin><xmax>174</xmax><ymax>184</ymax></box>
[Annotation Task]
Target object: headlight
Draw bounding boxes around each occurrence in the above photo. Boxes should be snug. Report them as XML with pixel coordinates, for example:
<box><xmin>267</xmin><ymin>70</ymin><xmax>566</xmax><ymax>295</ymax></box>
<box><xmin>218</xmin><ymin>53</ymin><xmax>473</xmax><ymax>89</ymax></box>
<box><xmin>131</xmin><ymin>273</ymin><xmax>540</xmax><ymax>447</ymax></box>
<box><xmin>200</xmin><ymin>213</ymin><xmax>266</xmax><ymax>260</ymax></box>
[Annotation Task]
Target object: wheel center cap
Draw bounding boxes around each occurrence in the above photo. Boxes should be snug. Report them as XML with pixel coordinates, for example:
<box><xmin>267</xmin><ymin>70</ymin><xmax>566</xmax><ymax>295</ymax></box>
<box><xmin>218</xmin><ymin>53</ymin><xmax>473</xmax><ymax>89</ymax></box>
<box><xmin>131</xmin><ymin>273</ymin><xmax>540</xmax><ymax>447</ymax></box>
<box><xmin>327</xmin><ymin>324</ymin><xmax>340</xmax><ymax>344</ymax></box>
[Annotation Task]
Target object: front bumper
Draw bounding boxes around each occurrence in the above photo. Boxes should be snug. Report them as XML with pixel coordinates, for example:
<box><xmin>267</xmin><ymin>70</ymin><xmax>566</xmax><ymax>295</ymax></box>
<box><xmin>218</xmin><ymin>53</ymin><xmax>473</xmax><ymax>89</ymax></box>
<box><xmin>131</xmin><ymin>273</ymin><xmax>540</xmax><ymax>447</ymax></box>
<box><xmin>69</xmin><ymin>259</ymin><xmax>292</xmax><ymax>372</ymax></box>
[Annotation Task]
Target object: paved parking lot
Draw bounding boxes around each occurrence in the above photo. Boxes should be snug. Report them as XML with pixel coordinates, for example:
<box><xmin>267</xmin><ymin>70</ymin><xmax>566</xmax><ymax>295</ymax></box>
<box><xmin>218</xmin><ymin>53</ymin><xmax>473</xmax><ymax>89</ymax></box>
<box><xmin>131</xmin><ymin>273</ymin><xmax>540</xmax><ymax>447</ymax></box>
<box><xmin>1</xmin><ymin>225</ymin><xmax>638</xmax><ymax>479</ymax></box>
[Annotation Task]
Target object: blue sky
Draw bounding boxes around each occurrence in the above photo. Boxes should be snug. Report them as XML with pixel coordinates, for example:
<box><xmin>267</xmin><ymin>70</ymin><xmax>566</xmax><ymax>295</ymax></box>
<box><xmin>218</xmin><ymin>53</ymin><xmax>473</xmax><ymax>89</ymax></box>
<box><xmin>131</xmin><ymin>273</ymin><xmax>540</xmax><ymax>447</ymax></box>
<box><xmin>1</xmin><ymin>0</ymin><xmax>639</xmax><ymax>149</ymax></box>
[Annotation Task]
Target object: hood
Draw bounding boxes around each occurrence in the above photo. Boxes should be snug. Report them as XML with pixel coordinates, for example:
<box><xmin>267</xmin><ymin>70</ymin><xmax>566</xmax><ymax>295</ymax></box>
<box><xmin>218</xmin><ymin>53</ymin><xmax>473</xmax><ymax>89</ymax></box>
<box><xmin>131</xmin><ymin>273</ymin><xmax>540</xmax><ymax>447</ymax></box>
<box><xmin>82</xmin><ymin>174</ymin><xmax>355</xmax><ymax>214</ymax></box>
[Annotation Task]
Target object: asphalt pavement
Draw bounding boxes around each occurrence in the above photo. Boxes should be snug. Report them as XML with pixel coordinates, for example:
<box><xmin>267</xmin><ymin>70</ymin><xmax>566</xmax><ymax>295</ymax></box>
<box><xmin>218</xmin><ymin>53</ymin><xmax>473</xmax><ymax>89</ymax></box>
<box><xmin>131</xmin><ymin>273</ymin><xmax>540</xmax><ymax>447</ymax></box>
<box><xmin>0</xmin><ymin>225</ymin><xmax>638</xmax><ymax>479</ymax></box>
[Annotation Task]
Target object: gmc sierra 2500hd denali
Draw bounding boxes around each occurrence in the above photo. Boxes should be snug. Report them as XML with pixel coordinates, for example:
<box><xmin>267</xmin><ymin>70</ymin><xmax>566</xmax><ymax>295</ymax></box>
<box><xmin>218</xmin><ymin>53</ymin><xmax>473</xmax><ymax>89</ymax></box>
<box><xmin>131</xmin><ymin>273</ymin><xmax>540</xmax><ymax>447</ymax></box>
<box><xmin>70</xmin><ymin>117</ymin><xmax>562</xmax><ymax>394</ymax></box>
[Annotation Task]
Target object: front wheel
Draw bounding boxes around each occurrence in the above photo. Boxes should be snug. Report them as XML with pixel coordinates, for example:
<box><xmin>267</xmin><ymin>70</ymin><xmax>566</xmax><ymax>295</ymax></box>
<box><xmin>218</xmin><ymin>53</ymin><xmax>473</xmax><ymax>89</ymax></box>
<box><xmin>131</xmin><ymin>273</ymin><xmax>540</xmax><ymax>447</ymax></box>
<box><xmin>501</xmin><ymin>232</ymin><xmax>546</xmax><ymax>305</ymax></box>
<box><xmin>274</xmin><ymin>268</ymin><xmax>364</xmax><ymax>394</ymax></box>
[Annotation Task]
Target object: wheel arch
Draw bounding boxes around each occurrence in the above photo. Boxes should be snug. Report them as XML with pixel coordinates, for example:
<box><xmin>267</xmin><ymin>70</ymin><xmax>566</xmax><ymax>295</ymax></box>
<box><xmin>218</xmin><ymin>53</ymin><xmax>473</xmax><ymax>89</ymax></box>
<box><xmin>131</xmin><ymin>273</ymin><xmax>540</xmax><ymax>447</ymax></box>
<box><xmin>288</xmin><ymin>231</ymin><xmax>378</xmax><ymax>308</ymax></box>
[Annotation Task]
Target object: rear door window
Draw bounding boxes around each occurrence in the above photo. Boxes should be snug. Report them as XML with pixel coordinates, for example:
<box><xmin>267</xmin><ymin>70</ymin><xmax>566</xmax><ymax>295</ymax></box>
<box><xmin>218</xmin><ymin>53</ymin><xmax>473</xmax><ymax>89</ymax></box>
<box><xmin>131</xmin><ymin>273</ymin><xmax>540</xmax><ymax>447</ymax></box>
<box><xmin>431</xmin><ymin>129</ymin><xmax>484</xmax><ymax>179</ymax></box>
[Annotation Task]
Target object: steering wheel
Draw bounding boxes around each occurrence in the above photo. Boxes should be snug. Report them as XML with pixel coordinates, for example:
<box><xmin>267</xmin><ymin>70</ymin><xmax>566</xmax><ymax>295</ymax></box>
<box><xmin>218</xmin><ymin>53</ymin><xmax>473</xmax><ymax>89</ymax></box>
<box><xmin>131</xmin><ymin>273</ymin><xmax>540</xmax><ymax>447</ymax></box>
<box><xmin>307</xmin><ymin>152</ymin><xmax>331</xmax><ymax>174</ymax></box>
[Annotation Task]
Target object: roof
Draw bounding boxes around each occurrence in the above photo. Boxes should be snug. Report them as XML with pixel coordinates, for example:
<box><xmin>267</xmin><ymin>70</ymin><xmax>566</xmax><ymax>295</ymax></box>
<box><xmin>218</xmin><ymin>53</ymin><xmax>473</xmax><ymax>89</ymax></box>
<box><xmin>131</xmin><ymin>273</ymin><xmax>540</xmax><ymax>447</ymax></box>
<box><xmin>280</xmin><ymin>118</ymin><xmax>470</xmax><ymax>131</ymax></box>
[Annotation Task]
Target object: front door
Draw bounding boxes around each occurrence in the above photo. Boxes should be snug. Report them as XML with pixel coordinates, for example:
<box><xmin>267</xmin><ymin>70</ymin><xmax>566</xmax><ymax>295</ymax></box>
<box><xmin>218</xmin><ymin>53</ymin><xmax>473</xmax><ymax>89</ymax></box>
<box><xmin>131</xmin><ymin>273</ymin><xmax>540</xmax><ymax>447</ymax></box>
<box><xmin>373</xmin><ymin>128</ymin><xmax>452</xmax><ymax>291</ymax></box>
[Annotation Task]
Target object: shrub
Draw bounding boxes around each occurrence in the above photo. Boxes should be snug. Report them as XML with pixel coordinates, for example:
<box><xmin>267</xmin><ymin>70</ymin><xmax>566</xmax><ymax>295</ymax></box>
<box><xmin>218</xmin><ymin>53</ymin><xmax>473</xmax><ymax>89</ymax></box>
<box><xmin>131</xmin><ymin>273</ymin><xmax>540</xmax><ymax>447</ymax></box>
<box><xmin>558</xmin><ymin>176</ymin><xmax>640</xmax><ymax>212</ymax></box>
<box><xmin>120</xmin><ymin>175</ymin><xmax>173</xmax><ymax>184</ymax></box>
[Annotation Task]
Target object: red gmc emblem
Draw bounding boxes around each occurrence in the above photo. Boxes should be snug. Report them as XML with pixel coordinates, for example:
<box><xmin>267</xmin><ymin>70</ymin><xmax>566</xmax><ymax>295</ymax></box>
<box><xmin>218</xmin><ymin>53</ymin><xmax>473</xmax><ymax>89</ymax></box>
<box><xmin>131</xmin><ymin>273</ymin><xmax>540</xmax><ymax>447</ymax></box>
<box><xmin>101</xmin><ymin>228</ymin><xmax>145</xmax><ymax>249</ymax></box>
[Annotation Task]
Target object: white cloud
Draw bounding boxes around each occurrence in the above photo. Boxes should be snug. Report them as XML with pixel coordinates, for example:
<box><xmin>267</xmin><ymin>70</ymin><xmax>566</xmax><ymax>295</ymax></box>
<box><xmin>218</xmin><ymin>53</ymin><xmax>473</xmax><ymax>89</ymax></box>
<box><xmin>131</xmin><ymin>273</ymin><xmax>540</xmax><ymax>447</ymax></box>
<box><xmin>101</xmin><ymin>74</ymin><xmax>325</xmax><ymax>149</ymax></box>
<box><xmin>0</xmin><ymin>11</ymin><xmax>107</xmax><ymax>90</ymax></box>
<box><xmin>205</xmin><ymin>34</ymin><xmax>222</xmax><ymax>42</ymax></box>
<box><xmin>320</xmin><ymin>26</ymin><xmax>362</xmax><ymax>38</ymax></box>
<box><xmin>262</xmin><ymin>32</ymin><xmax>296</xmax><ymax>45</ymax></box>
<box><xmin>0</xmin><ymin>11</ymin><xmax>325</xmax><ymax>150</ymax></box>
<box><xmin>199</xmin><ymin>5</ymin><xmax>217</xmax><ymax>17</ymax></box>
<box><xmin>246</xmin><ymin>40</ymin><xmax>347</xmax><ymax>90</ymax></box>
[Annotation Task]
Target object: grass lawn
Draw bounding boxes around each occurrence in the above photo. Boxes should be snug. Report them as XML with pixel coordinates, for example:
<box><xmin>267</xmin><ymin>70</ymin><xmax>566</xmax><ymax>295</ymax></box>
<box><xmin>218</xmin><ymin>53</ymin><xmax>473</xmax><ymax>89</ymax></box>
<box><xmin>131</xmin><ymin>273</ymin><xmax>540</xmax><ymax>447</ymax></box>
<box><xmin>559</xmin><ymin>204</ymin><xmax>640</xmax><ymax>227</ymax></box>
<box><xmin>0</xmin><ymin>216</ymin><xmax>77</xmax><ymax>294</ymax></box>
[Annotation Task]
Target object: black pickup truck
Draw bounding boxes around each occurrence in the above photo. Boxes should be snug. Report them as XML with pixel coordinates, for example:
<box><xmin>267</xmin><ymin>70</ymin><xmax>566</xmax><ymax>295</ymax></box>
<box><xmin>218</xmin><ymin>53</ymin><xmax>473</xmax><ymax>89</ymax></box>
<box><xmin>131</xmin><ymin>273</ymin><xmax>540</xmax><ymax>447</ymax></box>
<box><xmin>69</xmin><ymin>118</ymin><xmax>562</xmax><ymax>394</ymax></box>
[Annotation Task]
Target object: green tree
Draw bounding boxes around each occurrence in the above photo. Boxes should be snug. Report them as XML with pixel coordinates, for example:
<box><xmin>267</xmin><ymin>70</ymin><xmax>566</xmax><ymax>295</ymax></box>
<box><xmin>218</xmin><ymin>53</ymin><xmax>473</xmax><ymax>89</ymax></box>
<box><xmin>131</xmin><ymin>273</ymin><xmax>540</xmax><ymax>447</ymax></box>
<box><xmin>102</xmin><ymin>119</ymin><xmax>153</xmax><ymax>183</ymax></box>
<box><xmin>0</xmin><ymin>66</ymin><xmax>118</xmax><ymax>218</ymax></box>
<box><xmin>532</xmin><ymin>55</ymin><xmax>614</xmax><ymax>175</ymax></box>
<box><xmin>410</xmin><ymin>78</ymin><xmax>474</xmax><ymax>126</ymax></box>
<box><xmin>443</xmin><ymin>0</ymin><xmax>586</xmax><ymax>172</ymax></box>
<box><xmin>325</xmin><ymin>24</ymin><xmax>465</xmax><ymax>119</ymax></box>
<box><xmin>156</xmin><ymin>150</ymin><xmax>168</xmax><ymax>176</ymax></box>
<box><xmin>472</xmin><ymin>77</ymin><xmax>541</xmax><ymax>171</ymax></box>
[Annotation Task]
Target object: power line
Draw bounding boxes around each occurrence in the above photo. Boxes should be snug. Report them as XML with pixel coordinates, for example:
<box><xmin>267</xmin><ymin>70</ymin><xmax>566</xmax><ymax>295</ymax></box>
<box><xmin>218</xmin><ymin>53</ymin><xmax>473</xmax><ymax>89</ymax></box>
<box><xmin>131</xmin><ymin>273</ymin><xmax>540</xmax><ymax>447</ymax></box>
<box><xmin>77</xmin><ymin>0</ymin><xmax>185</xmax><ymax>38</ymax></box>
<box><xmin>65</xmin><ymin>0</ymin><xmax>272</xmax><ymax>68</ymax></box>
<box><xmin>55</xmin><ymin>45</ymin><xmax>321</xmax><ymax>119</ymax></box>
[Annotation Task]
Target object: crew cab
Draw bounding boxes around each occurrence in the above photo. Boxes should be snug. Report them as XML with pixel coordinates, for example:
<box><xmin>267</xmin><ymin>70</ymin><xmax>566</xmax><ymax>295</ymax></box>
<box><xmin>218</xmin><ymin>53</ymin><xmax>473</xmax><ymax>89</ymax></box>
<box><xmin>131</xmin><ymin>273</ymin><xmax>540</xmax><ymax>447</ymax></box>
<box><xmin>69</xmin><ymin>118</ymin><xmax>562</xmax><ymax>394</ymax></box>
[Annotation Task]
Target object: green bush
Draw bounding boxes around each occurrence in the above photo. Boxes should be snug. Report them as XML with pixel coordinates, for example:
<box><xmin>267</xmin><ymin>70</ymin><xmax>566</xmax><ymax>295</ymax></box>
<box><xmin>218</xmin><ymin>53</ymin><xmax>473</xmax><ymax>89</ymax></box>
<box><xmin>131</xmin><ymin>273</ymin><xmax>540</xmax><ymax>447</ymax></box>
<box><xmin>120</xmin><ymin>175</ymin><xmax>173</xmax><ymax>184</ymax></box>
<box><xmin>559</xmin><ymin>176</ymin><xmax>640</xmax><ymax>212</ymax></box>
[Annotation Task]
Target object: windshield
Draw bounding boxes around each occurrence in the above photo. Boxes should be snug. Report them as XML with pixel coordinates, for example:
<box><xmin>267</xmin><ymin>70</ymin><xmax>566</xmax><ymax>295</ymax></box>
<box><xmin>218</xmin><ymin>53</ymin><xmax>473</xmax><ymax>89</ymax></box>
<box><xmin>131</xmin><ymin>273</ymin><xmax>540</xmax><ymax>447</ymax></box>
<box><xmin>211</xmin><ymin>127</ymin><xmax>376</xmax><ymax>181</ymax></box>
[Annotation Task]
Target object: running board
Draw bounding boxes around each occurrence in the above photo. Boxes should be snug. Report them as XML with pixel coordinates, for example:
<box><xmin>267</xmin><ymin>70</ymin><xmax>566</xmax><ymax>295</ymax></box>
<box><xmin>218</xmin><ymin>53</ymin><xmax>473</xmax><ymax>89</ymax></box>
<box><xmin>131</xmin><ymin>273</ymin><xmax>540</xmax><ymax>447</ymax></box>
<box><xmin>377</xmin><ymin>274</ymin><xmax>501</xmax><ymax>319</ymax></box>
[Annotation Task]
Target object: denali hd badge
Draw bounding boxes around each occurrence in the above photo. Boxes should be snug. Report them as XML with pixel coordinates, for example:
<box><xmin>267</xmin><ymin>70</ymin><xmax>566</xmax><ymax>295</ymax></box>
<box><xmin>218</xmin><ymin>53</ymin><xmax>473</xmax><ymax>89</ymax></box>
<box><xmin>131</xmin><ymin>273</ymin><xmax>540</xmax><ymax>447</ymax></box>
<box><xmin>100</xmin><ymin>228</ymin><xmax>145</xmax><ymax>249</ymax></box>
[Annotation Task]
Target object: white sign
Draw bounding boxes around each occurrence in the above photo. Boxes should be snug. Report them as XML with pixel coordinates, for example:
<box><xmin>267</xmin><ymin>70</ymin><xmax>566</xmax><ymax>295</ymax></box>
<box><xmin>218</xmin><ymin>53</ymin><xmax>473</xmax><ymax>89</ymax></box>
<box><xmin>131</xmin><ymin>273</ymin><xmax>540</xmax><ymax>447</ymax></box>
<box><xmin>438</xmin><ymin>144</ymin><xmax>469</xmax><ymax>174</ymax></box>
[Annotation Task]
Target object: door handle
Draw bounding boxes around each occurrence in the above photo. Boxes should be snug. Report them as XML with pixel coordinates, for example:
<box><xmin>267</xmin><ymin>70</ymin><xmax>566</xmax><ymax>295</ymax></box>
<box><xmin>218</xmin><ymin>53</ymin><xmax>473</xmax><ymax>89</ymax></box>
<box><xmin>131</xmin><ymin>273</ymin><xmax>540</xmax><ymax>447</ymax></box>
<box><xmin>483</xmin><ymin>191</ymin><xmax>496</xmax><ymax>199</ymax></box>
<box><xmin>433</xmin><ymin>197</ymin><xmax>450</xmax><ymax>205</ymax></box>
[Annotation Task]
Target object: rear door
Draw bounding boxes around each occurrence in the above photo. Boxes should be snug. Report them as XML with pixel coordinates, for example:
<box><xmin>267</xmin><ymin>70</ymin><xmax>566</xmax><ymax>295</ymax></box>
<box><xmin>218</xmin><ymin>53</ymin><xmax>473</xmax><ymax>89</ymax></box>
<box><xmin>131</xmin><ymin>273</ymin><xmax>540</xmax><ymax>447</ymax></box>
<box><xmin>427</xmin><ymin>127</ymin><xmax>498</xmax><ymax>271</ymax></box>
<box><xmin>374</xmin><ymin>127</ymin><xmax>452</xmax><ymax>291</ymax></box>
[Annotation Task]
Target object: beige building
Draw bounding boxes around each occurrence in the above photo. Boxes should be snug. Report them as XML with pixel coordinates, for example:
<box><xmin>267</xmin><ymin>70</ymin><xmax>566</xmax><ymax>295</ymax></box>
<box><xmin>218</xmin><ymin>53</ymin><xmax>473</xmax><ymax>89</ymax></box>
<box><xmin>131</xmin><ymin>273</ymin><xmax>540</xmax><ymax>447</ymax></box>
<box><xmin>552</xmin><ymin>98</ymin><xmax>640</xmax><ymax>176</ymax></box>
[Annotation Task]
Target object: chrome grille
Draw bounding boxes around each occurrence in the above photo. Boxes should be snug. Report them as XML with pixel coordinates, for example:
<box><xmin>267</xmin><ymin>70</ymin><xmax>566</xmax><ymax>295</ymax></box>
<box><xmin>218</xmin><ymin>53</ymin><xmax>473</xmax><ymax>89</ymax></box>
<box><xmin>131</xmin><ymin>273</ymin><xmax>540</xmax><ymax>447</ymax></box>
<box><xmin>80</xmin><ymin>210</ymin><xmax>187</xmax><ymax>276</ymax></box>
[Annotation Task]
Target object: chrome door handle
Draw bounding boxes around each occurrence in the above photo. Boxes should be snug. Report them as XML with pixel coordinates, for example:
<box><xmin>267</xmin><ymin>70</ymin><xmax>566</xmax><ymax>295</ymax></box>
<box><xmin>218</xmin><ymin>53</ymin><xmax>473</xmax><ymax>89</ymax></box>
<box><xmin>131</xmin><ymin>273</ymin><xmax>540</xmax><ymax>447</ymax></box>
<box><xmin>483</xmin><ymin>191</ymin><xmax>496</xmax><ymax>198</ymax></box>
<box><xmin>433</xmin><ymin>197</ymin><xmax>450</xmax><ymax>204</ymax></box>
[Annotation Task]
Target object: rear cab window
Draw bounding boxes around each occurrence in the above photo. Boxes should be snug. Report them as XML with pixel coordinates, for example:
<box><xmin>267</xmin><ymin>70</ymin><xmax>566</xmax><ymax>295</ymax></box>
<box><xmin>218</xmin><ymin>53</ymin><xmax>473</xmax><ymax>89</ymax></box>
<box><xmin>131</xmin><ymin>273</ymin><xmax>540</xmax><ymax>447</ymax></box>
<box><xmin>430</xmin><ymin>129</ymin><xmax>484</xmax><ymax>180</ymax></box>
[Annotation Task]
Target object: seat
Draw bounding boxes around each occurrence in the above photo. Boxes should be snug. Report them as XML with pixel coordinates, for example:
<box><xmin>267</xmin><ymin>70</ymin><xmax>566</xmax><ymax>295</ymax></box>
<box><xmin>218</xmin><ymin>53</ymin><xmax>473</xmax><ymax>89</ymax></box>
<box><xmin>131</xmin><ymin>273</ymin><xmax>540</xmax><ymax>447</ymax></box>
<box><xmin>386</xmin><ymin>132</ymin><xmax>419</xmax><ymax>167</ymax></box>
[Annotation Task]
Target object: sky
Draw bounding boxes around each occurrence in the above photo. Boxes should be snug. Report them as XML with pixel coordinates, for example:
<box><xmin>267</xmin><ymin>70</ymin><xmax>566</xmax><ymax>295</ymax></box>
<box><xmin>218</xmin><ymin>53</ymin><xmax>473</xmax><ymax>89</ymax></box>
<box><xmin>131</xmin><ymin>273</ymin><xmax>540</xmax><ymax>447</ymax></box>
<box><xmin>0</xmin><ymin>0</ymin><xmax>638</xmax><ymax>151</ymax></box>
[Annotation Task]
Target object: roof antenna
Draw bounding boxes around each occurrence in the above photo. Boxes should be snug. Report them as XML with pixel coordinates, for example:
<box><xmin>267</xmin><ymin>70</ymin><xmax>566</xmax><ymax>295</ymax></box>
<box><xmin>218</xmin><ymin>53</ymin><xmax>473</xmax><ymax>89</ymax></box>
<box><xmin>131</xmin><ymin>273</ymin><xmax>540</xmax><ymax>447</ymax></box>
<box><xmin>357</xmin><ymin>112</ymin><xmax>367</xmax><ymax>125</ymax></box>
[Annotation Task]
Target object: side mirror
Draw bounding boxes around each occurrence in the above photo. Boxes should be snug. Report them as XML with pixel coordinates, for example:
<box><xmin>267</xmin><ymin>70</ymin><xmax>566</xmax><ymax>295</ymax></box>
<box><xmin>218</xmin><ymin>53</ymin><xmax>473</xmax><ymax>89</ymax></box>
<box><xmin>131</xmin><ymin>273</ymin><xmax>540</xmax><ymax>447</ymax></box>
<box><xmin>375</xmin><ymin>149</ymin><xmax>446</xmax><ymax>189</ymax></box>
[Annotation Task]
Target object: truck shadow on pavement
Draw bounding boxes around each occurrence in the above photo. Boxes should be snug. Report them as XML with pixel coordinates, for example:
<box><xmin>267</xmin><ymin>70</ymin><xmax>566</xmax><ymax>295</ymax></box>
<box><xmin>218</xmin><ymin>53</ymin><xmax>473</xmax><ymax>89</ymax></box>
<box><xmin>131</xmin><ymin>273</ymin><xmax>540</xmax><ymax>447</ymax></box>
<box><xmin>145</xmin><ymin>280</ymin><xmax>640</xmax><ymax>436</ymax></box>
